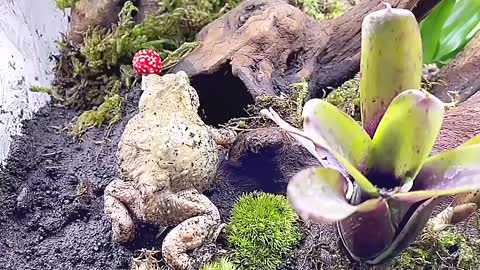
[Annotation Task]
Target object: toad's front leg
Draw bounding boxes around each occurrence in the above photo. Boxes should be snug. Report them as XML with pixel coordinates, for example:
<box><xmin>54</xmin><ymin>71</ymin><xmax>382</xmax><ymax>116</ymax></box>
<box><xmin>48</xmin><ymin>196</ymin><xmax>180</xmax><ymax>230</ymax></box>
<box><xmin>150</xmin><ymin>189</ymin><xmax>221</xmax><ymax>270</ymax></box>
<box><xmin>207</xmin><ymin>126</ymin><xmax>237</xmax><ymax>147</ymax></box>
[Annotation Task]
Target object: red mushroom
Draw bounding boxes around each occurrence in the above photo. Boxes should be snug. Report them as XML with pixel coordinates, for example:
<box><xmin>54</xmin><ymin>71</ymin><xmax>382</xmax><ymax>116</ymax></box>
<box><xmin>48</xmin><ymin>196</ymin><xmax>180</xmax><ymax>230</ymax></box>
<box><xmin>132</xmin><ymin>49</ymin><xmax>163</xmax><ymax>91</ymax></box>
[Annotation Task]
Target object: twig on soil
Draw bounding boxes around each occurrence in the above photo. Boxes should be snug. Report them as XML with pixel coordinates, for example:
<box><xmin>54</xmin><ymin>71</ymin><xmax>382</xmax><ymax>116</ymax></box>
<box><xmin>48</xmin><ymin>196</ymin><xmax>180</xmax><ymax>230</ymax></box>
<box><xmin>218</xmin><ymin>125</ymin><xmax>258</xmax><ymax>132</ymax></box>
<box><xmin>95</xmin><ymin>123</ymin><xmax>115</xmax><ymax>164</ymax></box>
<box><xmin>41</xmin><ymin>151</ymin><xmax>62</xmax><ymax>157</ymax></box>
<box><xmin>44</xmin><ymin>166</ymin><xmax>62</xmax><ymax>170</ymax></box>
<box><xmin>48</xmin><ymin>125</ymin><xmax>62</xmax><ymax>131</ymax></box>
<box><xmin>435</xmin><ymin>250</ymin><xmax>448</xmax><ymax>264</ymax></box>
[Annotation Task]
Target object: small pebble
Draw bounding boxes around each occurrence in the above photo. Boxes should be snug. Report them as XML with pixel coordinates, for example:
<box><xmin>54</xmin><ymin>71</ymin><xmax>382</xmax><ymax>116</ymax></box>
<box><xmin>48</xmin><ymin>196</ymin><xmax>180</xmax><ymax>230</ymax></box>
<box><xmin>3</xmin><ymin>239</ymin><xmax>13</xmax><ymax>248</ymax></box>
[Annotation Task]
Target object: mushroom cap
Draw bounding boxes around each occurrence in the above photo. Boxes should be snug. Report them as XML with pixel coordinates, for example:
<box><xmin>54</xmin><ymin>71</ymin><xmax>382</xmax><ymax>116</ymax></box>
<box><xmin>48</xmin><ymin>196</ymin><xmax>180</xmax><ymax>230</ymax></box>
<box><xmin>132</xmin><ymin>49</ymin><xmax>163</xmax><ymax>75</ymax></box>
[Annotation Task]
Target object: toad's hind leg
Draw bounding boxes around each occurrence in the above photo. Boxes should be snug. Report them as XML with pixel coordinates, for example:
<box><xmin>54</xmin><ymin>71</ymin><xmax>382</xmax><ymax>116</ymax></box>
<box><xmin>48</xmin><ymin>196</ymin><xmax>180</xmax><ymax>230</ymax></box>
<box><xmin>159</xmin><ymin>189</ymin><xmax>221</xmax><ymax>270</ymax></box>
<box><xmin>104</xmin><ymin>179</ymin><xmax>145</xmax><ymax>242</ymax></box>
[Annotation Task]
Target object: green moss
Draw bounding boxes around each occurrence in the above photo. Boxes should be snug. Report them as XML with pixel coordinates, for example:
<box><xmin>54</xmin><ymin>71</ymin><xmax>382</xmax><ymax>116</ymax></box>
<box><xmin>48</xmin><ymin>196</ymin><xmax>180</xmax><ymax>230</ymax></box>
<box><xmin>290</xmin><ymin>78</ymin><xmax>310</xmax><ymax>117</ymax></box>
<box><xmin>201</xmin><ymin>258</ymin><xmax>236</xmax><ymax>270</ymax></box>
<box><xmin>325</xmin><ymin>74</ymin><xmax>361</xmax><ymax>120</ymax></box>
<box><xmin>82</xmin><ymin>0</ymin><xmax>238</xmax><ymax>73</ymax></box>
<box><xmin>30</xmin><ymin>85</ymin><xmax>52</xmax><ymax>94</ymax></box>
<box><xmin>82</xmin><ymin>2</ymin><xmax>147</xmax><ymax>72</ymax></box>
<box><xmin>392</xmin><ymin>225</ymin><xmax>480</xmax><ymax>270</ymax></box>
<box><xmin>225</xmin><ymin>79</ymin><xmax>309</xmax><ymax>130</ymax></box>
<box><xmin>294</xmin><ymin>0</ymin><xmax>346</xmax><ymax>20</ymax></box>
<box><xmin>227</xmin><ymin>192</ymin><xmax>301</xmax><ymax>270</ymax></box>
<box><xmin>55</xmin><ymin>0</ymin><xmax>77</xmax><ymax>9</ymax></box>
<box><xmin>69</xmin><ymin>80</ymin><xmax>123</xmax><ymax>137</ymax></box>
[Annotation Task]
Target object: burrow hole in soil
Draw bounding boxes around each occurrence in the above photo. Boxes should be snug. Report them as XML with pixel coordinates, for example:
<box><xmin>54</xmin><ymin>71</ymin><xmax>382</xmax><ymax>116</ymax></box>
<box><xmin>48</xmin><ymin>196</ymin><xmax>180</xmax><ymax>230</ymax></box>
<box><xmin>190</xmin><ymin>62</ymin><xmax>254</xmax><ymax>126</ymax></box>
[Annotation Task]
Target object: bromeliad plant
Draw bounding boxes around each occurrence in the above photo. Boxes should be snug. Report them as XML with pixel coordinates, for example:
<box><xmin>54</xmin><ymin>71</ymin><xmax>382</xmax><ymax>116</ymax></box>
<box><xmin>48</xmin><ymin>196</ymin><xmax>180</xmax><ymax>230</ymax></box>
<box><xmin>261</xmin><ymin>3</ymin><xmax>480</xmax><ymax>265</ymax></box>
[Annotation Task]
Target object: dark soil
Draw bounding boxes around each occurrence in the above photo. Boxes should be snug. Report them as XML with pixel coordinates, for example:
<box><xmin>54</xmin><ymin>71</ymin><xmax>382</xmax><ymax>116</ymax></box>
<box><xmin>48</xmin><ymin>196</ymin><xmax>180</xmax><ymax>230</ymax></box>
<box><xmin>0</xmin><ymin>86</ymin><xmax>158</xmax><ymax>270</ymax></box>
<box><xmin>1</xmin><ymin>88</ymin><xmax>479</xmax><ymax>270</ymax></box>
<box><xmin>0</xmin><ymin>84</ymin><xmax>311</xmax><ymax>270</ymax></box>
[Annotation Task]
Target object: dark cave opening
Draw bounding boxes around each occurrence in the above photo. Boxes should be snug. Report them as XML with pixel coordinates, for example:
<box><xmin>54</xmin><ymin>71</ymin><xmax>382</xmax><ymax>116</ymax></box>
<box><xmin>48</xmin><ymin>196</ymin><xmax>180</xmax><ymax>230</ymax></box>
<box><xmin>190</xmin><ymin>63</ymin><xmax>254</xmax><ymax>126</ymax></box>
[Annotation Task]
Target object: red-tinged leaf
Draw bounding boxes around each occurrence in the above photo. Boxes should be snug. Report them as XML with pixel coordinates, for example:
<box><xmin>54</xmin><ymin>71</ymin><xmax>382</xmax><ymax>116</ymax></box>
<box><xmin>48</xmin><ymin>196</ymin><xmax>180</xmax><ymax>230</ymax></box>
<box><xmin>286</xmin><ymin>167</ymin><xmax>382</xmax><ymax>224</ymax></box>
<box><xmin>261</xmin><ymin>107</ymin><xmax>379</xmax><ymax>196</ymax></box>
<box><xmin>365</xmin><ymin>197</ymin><xmax>442</xmax><ymax>264</ymax></box>
<box><xmin>392</xmin><ymin>144</ymin><xmax>480</xmax><ymax>202</ymax></box>
<box><xmin>338</xmin><ymin>200</ymin><xmax>395</xmax><ymax>261</ymax></box>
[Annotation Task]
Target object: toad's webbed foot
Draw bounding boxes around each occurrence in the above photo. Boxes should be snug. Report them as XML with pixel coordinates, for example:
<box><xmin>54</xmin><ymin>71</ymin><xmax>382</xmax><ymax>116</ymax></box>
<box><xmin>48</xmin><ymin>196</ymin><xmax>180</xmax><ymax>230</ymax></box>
<box><xmin>159</xmin><ymin>189</ymin><xmax>221</xmax><ymax>270</ymax></box>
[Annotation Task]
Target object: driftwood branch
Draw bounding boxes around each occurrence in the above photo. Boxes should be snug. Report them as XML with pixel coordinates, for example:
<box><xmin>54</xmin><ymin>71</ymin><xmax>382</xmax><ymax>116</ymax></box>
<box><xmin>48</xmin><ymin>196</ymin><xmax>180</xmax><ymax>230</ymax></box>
<box><xmin>172</xmin><ymin>0</ymin><xmax>441</xmax><ymax>101</ymax></box>
<box><xmin>429</xmin><ymin>32</ymin><xmax>480</xmax><ymax>103</ymax></box>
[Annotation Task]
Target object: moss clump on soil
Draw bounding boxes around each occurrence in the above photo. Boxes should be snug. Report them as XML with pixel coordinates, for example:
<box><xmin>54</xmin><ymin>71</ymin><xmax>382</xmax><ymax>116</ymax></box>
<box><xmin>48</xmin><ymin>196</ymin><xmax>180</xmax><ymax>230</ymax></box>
<box><xmin>52</xmin><ymin>0</ymin><xmax>239</xmax><ymax>135</ymax></box>
<box><xmin>69</xmin><ymin>80</ymin><xmax>123</xmax><ymax>137</ymax></box>
<box><xmin>201</xmin><ymin>257</ymin><xmax>237</xmax><ymax>270</ymax></box>
<box><xmin>325</xmin><ymin>74</ymin><xmax>361</xmax><ymax>120</ymax></box>
<box><xmin>30</xmin><ymin>85</ymin><xmax>52</xmax><ymax>94</ymax></box>
<box><xmin>226</xmin><ymin>192</ymin><xmax>301</xmax><ymax>270</ymax></box>
<box><xmin>392</xmin><ymin>224</ymin><xmax>480</xmax><ymax>269</ymax></box>
<box><xmin>225</xmin><ymin>79</ymin><xmax>309</xmax><ymax>130</ymax></box>
<box><xmin>55</xmin><ymin>0</ymin><xmax>77</xmax><ymax>9</ymax></box>
<box><xmin>294</xmin><ymin>0</ymin><xmax>346</xmax><ymax>20</ymax></box>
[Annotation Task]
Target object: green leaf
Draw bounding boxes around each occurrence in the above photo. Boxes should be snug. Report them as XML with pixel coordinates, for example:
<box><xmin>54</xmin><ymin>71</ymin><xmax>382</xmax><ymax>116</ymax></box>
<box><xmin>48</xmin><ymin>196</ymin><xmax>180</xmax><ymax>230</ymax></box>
<box><xmin>420</xmin><ymin>0</ymin><xmax>480</xmax><ymax>66</ymax></box>
<box><xmin>392</xmin><ymin>144</ymin><xmax>480</xmax><ymax>202</ymax></box>
<box><xmin>366</xmin><ymin>89</ymin><xmax>444</xmax><ymax>189</ymax></box>
<box><xmin>461</xmin><ymin>134</ymin><xmax>480</xmax><ymax>146</ymax></box>
<box><xmin>359</xmin><ymin>5</ymin><xmax>423</xmax><ymax>137</ymax></box>
<box><xmin>419</xmin><ymin>0</ymin><xmax>456</xmax><ymax>63</ymax></box>
<box><xmin>436</xmin><ymin>0</ymin><xmax>480</xmax><ymax>63</ymax></box>
<box><xmin>260</xmin><ymin>108</ymin><xmax>379</xmax><ymax>196</ymax></box>
<box><xmin>301</xmin><ymin>99</ymin><xmax>371</xmax><ymax>170</ymax></box>
<box><xmin>287</xmin><ymin>167</ymin><xmax>382</xmax><ymax>224</ymax></box>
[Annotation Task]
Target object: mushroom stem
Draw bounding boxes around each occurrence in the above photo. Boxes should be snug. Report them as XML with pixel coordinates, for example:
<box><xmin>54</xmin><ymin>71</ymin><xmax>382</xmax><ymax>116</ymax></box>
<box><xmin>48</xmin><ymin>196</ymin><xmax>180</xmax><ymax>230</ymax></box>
<box><xmin>141</xmin><ymin>75</ymin><xmax>147</xmax><ymax>91</ymax></box>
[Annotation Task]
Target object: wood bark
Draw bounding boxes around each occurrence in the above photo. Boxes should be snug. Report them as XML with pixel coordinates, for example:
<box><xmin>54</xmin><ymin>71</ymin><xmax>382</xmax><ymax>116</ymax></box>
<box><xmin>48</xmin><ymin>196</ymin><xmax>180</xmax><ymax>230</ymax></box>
<box><xmin>69</xmin><ymin>0</ymin><xmax>127</xmax><ymax>45</ymax></box>
<box><xmin>171</xmin><ymin>0</ymin><xmax>441</xmax><ymax>101</ymax></box>
<box><xmin>434</xmin><ymin>92</ymin><xmax>480</xmax><ymax>153</ymax></box>
<box><xmin>68</xmin><ymin>0</ymin><xmax>160</xmax><ymax>45</ymax></box>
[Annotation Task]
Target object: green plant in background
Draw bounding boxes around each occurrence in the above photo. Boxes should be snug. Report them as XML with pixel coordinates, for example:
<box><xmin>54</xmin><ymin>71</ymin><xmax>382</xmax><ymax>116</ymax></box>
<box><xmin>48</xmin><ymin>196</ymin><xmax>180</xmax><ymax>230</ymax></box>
<box><xmin>227</xmin><ymin>192</ymin><xmax>301</xmax><ymax>270</ymax></box>
<box><xmin>201</xmin><ymin>258</ymin><xmax>237</xmax><ymax>270</ymax></box>
<box><xmin>420</xmin><ymin>0</ymin><xmax>480</xmax><ymax>67</ymax></box>
<box><xmin>81</xmin><ymin>0</ymin><xmax>238</xmax><ymax>73</ymax></box>
<box><xmin>30</xmin><ymin>85</ymin><xmax>52</xmax><ymax>94</ymax></box>
<box><xmin>261</xmin><ymin>3</ymin><xmax>480</xmax><ymax>266</ymax></box>
<box><xmin>55</xmin><ymin>0</ymin><xmax>78</xmax><ymax>9</ymax></box>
